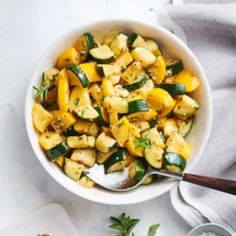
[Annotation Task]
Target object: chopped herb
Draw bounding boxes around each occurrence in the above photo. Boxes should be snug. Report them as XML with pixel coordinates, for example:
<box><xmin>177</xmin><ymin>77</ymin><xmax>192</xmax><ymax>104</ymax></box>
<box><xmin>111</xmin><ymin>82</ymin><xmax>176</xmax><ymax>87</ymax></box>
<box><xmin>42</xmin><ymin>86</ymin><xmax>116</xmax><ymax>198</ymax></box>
<box><xmin>135</xmin><ymin>136</ymin><xmax>151</xmax><ymax>148</ymax></box>
<box><xmin>109</xmin><ymin>213</ymin><xmax>140</xmax><ymax>236</ymax></box>
<box><xmin>41</xmin><ymin>72</ymin><xmax>45</xmax><ymax>82</ymax></box>
<box><xmin>74</xmin><ymin>97</ymin><xmax>80</xmax><ymax>106</ymax></box>
<box><xmin>147</xmin><ymin>224</ymin><xmax>160</xmax><ymax>236</ymax></box>
<box><xmin>33</xmin><ymin>85</ymin><xmax>49</xmax><ymax>101</ymax></box>
<box><xmin>45</xmin><ymin>135</ymin><xmax>50</xmax><ymax>139</ymax></box>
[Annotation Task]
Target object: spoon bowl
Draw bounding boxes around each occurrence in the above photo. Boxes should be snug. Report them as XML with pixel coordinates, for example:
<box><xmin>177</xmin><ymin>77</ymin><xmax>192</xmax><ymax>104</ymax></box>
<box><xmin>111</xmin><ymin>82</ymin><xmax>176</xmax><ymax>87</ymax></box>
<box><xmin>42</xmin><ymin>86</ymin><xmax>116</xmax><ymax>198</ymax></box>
<box><xmin>85</xmin><ymin>165</ymin><xmax>236</xmax><ymax>194</ymax></box>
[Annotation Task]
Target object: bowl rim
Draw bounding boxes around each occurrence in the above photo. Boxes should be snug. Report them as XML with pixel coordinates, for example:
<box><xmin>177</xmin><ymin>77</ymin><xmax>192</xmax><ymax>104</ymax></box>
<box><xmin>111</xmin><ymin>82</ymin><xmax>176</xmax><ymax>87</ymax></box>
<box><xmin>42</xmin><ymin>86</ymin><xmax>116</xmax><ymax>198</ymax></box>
<box><xmin>25</xmin><ymin>17</ymin><xmax>213</xmax><ymax>205</ymax></box>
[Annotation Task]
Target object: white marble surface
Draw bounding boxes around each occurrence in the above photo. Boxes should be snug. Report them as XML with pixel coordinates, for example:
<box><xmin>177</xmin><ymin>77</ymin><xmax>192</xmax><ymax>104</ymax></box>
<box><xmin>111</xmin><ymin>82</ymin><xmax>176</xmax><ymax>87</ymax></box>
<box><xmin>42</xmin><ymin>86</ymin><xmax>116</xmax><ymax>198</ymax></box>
<box><xmin>0</xmin><ymin>0</ymin><xmax>191</xmax><ymax>235</ymax></box>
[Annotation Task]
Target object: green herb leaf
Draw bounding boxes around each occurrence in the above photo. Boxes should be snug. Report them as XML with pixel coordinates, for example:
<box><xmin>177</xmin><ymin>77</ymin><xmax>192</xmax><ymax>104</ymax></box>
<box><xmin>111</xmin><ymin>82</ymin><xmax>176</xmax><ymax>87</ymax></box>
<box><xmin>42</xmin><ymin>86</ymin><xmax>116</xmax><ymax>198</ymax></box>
<box><xmin>74</xmin><ymin>97</ymin><xmax>80</xmax><ymax>106</ymax></box>
<box><xmin>147</xmin><ymin>224</ymin><xmax>160</xmax><ymax>236</ymax></box>
<box><xmin>33</xmin><ymin>85</ymin><xmax>49</xmax><ymax>101</ymax></box>
<box><xmin>41</xmin><ymin>72</ymin><xmax>45</xmax><ymax>82</ymax></box>
<box><xmin>135</xmin><ymin>136</ymin><xmax>151</xmax><ymax>148</ymax></box>
<box><xmin>109</xmin><ymin>213</ymin><xmax>140</xmax><ymax>236</ymax></box>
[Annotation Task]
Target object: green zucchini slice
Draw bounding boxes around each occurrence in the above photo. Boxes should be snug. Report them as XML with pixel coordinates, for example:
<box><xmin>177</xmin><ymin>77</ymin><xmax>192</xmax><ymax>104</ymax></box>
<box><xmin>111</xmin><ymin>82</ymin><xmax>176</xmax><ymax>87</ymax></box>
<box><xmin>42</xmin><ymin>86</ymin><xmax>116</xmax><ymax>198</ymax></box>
<box><xmin>45</xmin><ymin>142</ymin><xmax>69</xmax><ymax>161</ymax></box>
<box><xmin>94</xmin><ymin>105</ymin><xmax>108</xmax><ymax>126</ymax></box>
<box><xmin>89</xmin><ymin>45</ymin><xmax>114</xmax><ymax>63</ymax></box>
<box><xmin>176</xmin><ymin>116</ymin><xmax>194</xmax><ymax>137</ymax></box>
<box><xmin>166</xmin><ymin>59</ymin><xmax>183</xmax><ymax>77</ymax></box>
<box><xmin>141</xmin><ymin>175</ymin><xmax>154</xmax><ymax>185</ymax></box>
<box><xmin>128</xmin><ymin>33</ymin><xmax>146</xmax><ymax>48</ymax></box>
<box><xmin>143</xmin><ymin>37</ymin><xmax>162</xmax><ymax>56</ymax></box>
<box><xmin>159</xmin><ymin>83</ymin><xmax>185</xmax><ymax>95</ymax></box>
<box><xmin>97</xmin><ymin>64</ymin><xmax>120</xmax><ymax>77</ymax></box>
<box><xmin>95</xmin><ymin>132</ymin><xmax>116</xmax><ymax>153</ymax></box>
<box><xmin>67</xmin><ymin>65</ymin><xmax>90</xmax><ymax>88</ymax></box>
<box><xmin>128</xmin><ymin>159</ymin><xmax>146</xmax><ymax>181</ymax></box>
<box><xmin>144</xmin><ymin>146</ymin><xmax>164</xmax><ymax>169</ymax></box>
<box><xmin>64</xmin><ymin>158</ymin><xmax>84</xmax><ymax>181</ymax></box>
<box><xmin>163</xmin><ymin>152</ymin><xmax>186</xmax><ymax>172</ymax></box>
<box><xmin>110</xmin><ymin>33</ymin><xmax>128</xmax><ymax>57</ymax></box>
<box><xmin>62</xmin><ymin>127</ymin><xmax>79</xmax><ymax>137</ymax></box>
<box><xmin>131</xmin><ymin>47</ymin><xmax>156</xmax><ymax>68</ymax></box>
<box><xmin>74</xmin><ymin>32</ymin><xmax>96</xmax><ymax>62</ymax></box>
<box><xmin>128</xmin><ymin>99</ymin><xmax>149</xmax><ymax>114</ymax></box>
<box><xmin>173</xmin><ymin>95</ymin><xmax>199</xmax><ymax>118</ymax></box>
<box><xmin>75</xmin><ymin>105</ymin><xmax>99</xmax><ymax>120</ymax></box>
<box><xmin>104</xmin><ymin>149</ymin><xmax>126</xmax><ymax>174</ymax></box>
<box><xmin>124</xmin><ymin>74</ymin><xmax>149</xmax><ymax>91</ymax></box>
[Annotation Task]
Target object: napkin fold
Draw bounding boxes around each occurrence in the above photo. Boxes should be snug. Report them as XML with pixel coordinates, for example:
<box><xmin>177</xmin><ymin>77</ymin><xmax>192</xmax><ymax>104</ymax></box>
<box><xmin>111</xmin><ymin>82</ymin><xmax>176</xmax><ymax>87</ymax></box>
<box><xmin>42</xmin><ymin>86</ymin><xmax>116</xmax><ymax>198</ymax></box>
<box><xmin>165</xmin><ymin>3</ymin><xmax>236</xmax><ymax>233</ymax></box>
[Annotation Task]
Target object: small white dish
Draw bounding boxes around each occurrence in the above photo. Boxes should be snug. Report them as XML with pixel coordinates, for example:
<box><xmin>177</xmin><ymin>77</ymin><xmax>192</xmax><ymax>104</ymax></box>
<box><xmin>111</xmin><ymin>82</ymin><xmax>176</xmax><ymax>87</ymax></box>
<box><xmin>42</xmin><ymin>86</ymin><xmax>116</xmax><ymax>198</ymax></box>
<box><xmin>25</xmin><ymin>18</ymin><xmax>213</xmax><ymax>205</ymax></box>
<box><xmin>187</xmin><ymin>223</ymin><xmax>233</xmax><ymax>236</ymax></box>
<box><xmin>0</xmin><ymin>203</ymin><xmax>78</xmax><ymax>236</ymax></box>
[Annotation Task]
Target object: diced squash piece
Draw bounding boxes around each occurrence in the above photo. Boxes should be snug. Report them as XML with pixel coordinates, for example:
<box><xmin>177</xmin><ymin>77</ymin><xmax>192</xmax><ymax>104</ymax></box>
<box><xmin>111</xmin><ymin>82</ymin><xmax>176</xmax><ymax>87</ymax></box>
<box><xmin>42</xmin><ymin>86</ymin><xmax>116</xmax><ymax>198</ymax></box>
<box><xmin>32</xmin><ymin>103</ymin><xmax>53</xmax><ymax>133</ymax></box>
<box><xmin>101</xmin><ymin>78</ymin><xmax>114</xmax><ymax>97</ymax></box>
<box><xmin>71</xmin><ymin>148</ymin><xmax>96</xmax><ymax>167</ymax></box>
<box><xmin>163</xmin><ymin>118</ymin><xmax>178</xmax><ymax>137</ymax></box>
<box><xmin>103</xmin><ymin>96</ymin><xmax>128</xmax><ymax>114</ymax></box>
<box><xmin>57</xmin><ymin>47</ymin><xmax>79</xmax><ymax>69</ymax></box>
<box><xmin>125</xmin><ymin>137</ymin><xmax>144</xmax><ymax>157</ymax></box>
<box><xmin>57</xmin><ymin>69</ymin><xmax>70</xmax><ymax>112</ymax></box>
<box><xmin>101</xmin><ymin>127</ymin><xmax>112</xmax><ymax>137</ymax></box>
<box><xmin>130</xmin><ymin>47</ymin><xmax>156</xmax><ymax>68</ymax></box>
<box><xmin>95</xmin><ymin>132</ymin><xmax>116</xmax><ymax>153</ymax></box>
<box><xmin>79</xmin><ymin>62</ymin><xmax>102</xmax><ymax>83</ymax></box>
<box><xmin>64</xmin><ymin>158</ymin><xmax>84</xmax><ymax>181</ymax></box>
<box><xmin>51</xmin><ymin>111</ymin><xmax>77</xmax><ymax>133</ymax></box>
<box><xmin>42</xmin><ymin>68</ymin><xmax>59</xmax><ymax>87</ymax></box>
<box><xmin>114</xmin><ymin>51</ymin><xmax>133</xmax><ymax>69</ymax></box>
<box><xmin>39</xmin><ymin>131</ymin><xmax>63</xmax><ymax>150</ymax></box>
<box><xmin>89</xmin><ymin>83</ymin><xmax>102</xmax><ymax>104</ymax></box>
<box><xmin>75</xmin><ymin>105</ymin><xmax>99</xmax><ymax>120</ymax></box>
<box><xmin>109</xmin><ymin>112</ymin><xmax>119</xmax><ymax>125</ymax></box>
<box><xmin>69</xmin><ymin>87</ymin><xmax>91</xmax><ymax>112</ymax></box>
<box><xmin>128</xmin><ymin>122</ymin><xmax>140</xmax><ymax>137</ymax></box>
<box><xmin>148</xmin><ymin>56</ymin><xmax>166</xmax><ymax>84</ymax></box>
<box><xmin>132</xmin><ymin>121</ymin><xmax>150</xmax><ymax>132</ymax></box>
<box><xmin>166</xmin><ymin>132</ymin><xmax>191</xmax><ymax>159</ymax></box>
<box><xmin>114</xmin><ymin>85</ymin><xmax>129</xmax><ymax>98</ymax></box>
<box><xmin>142</xmin><ymin>127</ymin><xmax>165</xmax><ymax>149</ymax></box>
<box><xmin>147</xmin><ymin>88</ymin><xmax>175</xmax><ymax>117</ymax></box>
<box><xmin>67</xmin><ymin>135</ymin><xmax>95</xmax><ymax>148</ymax></box>
<box><xmin>157</xmin><ymin>117</ymin><xmax>167</xmax><ymax>130</ymax></box>
<box><xmin>127</xmin><ymin>109</ymin><xmax>157</xmax><ymax>121</ymax></box>
<box><xmin>175</xmin><ymin>70</ymin><xmax>200</xmax><ymax>92</ymax></box>
<box><xmin>121</xmin><ymin>61</ymin><xmax>143</xmax><ymax>84</ymax></box>
<box><xmin>79</xmin><ymin>176</ymin><xmax>95</xmax><ymax>188</ymax></box>
<box><xmin>106</xmin><ymin>74</ymin><xmax>121</xmax><ymax>85</ymax></box>
<box><xmin>96</xmin><ymin>148</ymin><xmax>119</xmax><ymax>164</ymax></box>
<box><xmin>111</xmin><ymin>117</ymin><xmax>130</xmax><ymax>147</ymax></box>
<box><xmin>74</xmin><ymin>120</ymin><xmax>99</xmax><ymax>137</ymax></box>
<box><xmin>173</xmin><ymin>95</ymin><xmax>199</xmax><ymax>119</ymax></box>
<box><xmin>135</xmin><ymin>79</ymin><xmax>154</xmax><ymax>99</ymax></box>
<box><xmin>55</xmin><ymin>156</ymin><xmax>64</xmax><ymax>168</ymax></box>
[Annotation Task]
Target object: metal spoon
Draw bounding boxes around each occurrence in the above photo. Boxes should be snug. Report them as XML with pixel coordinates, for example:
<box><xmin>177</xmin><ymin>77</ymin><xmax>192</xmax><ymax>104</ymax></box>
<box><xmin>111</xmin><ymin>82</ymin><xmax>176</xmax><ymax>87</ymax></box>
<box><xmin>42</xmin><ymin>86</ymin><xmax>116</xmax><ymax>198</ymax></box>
<box><xmin>85</xmin><ymin>164</ymin><xmax>236</xmax><ymax>194</ymax></box>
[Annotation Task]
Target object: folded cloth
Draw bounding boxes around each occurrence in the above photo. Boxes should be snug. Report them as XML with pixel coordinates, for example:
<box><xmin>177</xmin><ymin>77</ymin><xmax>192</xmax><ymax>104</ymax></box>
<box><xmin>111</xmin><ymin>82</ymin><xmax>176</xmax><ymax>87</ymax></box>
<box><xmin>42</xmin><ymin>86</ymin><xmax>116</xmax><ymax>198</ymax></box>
<box><xmin>165</xmin><ymin>3</ymin><xmax>236</xmax><ymax>233</ymax></box>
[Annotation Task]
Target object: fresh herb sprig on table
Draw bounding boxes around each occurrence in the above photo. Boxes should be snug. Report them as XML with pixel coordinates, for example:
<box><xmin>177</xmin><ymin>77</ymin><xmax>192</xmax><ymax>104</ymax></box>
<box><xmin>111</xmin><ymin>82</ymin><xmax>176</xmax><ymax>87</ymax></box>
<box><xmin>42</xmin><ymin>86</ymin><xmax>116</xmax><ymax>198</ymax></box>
<box><xmin>109</xmin><ymin>213</ymin><xmax>159</xmax><ymax>236</ymax></box>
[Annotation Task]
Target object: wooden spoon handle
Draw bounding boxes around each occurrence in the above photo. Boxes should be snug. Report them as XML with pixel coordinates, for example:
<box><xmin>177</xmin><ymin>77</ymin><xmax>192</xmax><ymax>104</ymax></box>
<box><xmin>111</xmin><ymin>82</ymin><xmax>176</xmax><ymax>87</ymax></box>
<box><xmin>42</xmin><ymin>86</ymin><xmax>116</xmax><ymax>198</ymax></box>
<box><xmin>183</xmin><ymin>173</ymin><xmax>236</xmax><ymax>195</ymax></box>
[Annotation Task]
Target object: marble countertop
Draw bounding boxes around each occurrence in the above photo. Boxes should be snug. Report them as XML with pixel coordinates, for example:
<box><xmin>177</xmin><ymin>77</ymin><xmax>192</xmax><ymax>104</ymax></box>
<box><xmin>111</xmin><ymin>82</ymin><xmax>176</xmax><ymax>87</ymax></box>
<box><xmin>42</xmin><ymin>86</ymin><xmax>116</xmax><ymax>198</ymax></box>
<box><xmin>0</xmin><ymin>0</ymin><xmax>191</xmax><ymax>235</ymax></box>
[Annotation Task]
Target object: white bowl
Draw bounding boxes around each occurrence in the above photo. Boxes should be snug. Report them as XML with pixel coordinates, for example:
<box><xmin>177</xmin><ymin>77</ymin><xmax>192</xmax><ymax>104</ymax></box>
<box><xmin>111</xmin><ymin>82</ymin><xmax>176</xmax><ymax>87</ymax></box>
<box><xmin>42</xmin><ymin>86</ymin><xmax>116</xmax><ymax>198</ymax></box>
<box><xmin>25</xmin><ymin>19</ymin><xmax>213</xmax><ymax>205</ymax></box>
<box><xmin>187</xmin><ymin>223</ymin><xmax>233</xmax><ymax>236</ymax></box>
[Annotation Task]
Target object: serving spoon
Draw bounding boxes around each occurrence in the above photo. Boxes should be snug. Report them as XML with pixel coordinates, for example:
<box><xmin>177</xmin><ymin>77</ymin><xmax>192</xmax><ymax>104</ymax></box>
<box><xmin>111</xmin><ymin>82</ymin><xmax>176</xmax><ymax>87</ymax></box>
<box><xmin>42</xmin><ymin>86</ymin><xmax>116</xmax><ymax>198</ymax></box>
<box><xmin>84</xmin><ymin>164</ymin><xmax>236</xmax><ymax>194</ymax></box>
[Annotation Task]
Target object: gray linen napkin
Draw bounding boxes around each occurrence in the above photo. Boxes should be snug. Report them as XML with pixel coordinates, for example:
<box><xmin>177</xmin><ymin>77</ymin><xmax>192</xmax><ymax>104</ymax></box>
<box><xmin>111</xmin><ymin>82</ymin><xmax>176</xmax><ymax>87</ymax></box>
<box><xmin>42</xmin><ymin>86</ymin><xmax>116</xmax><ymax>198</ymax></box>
<box><xmin>165</xmin><ymin>3</ymin><xmax>236</xmax><ymax>233</ymax></box>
